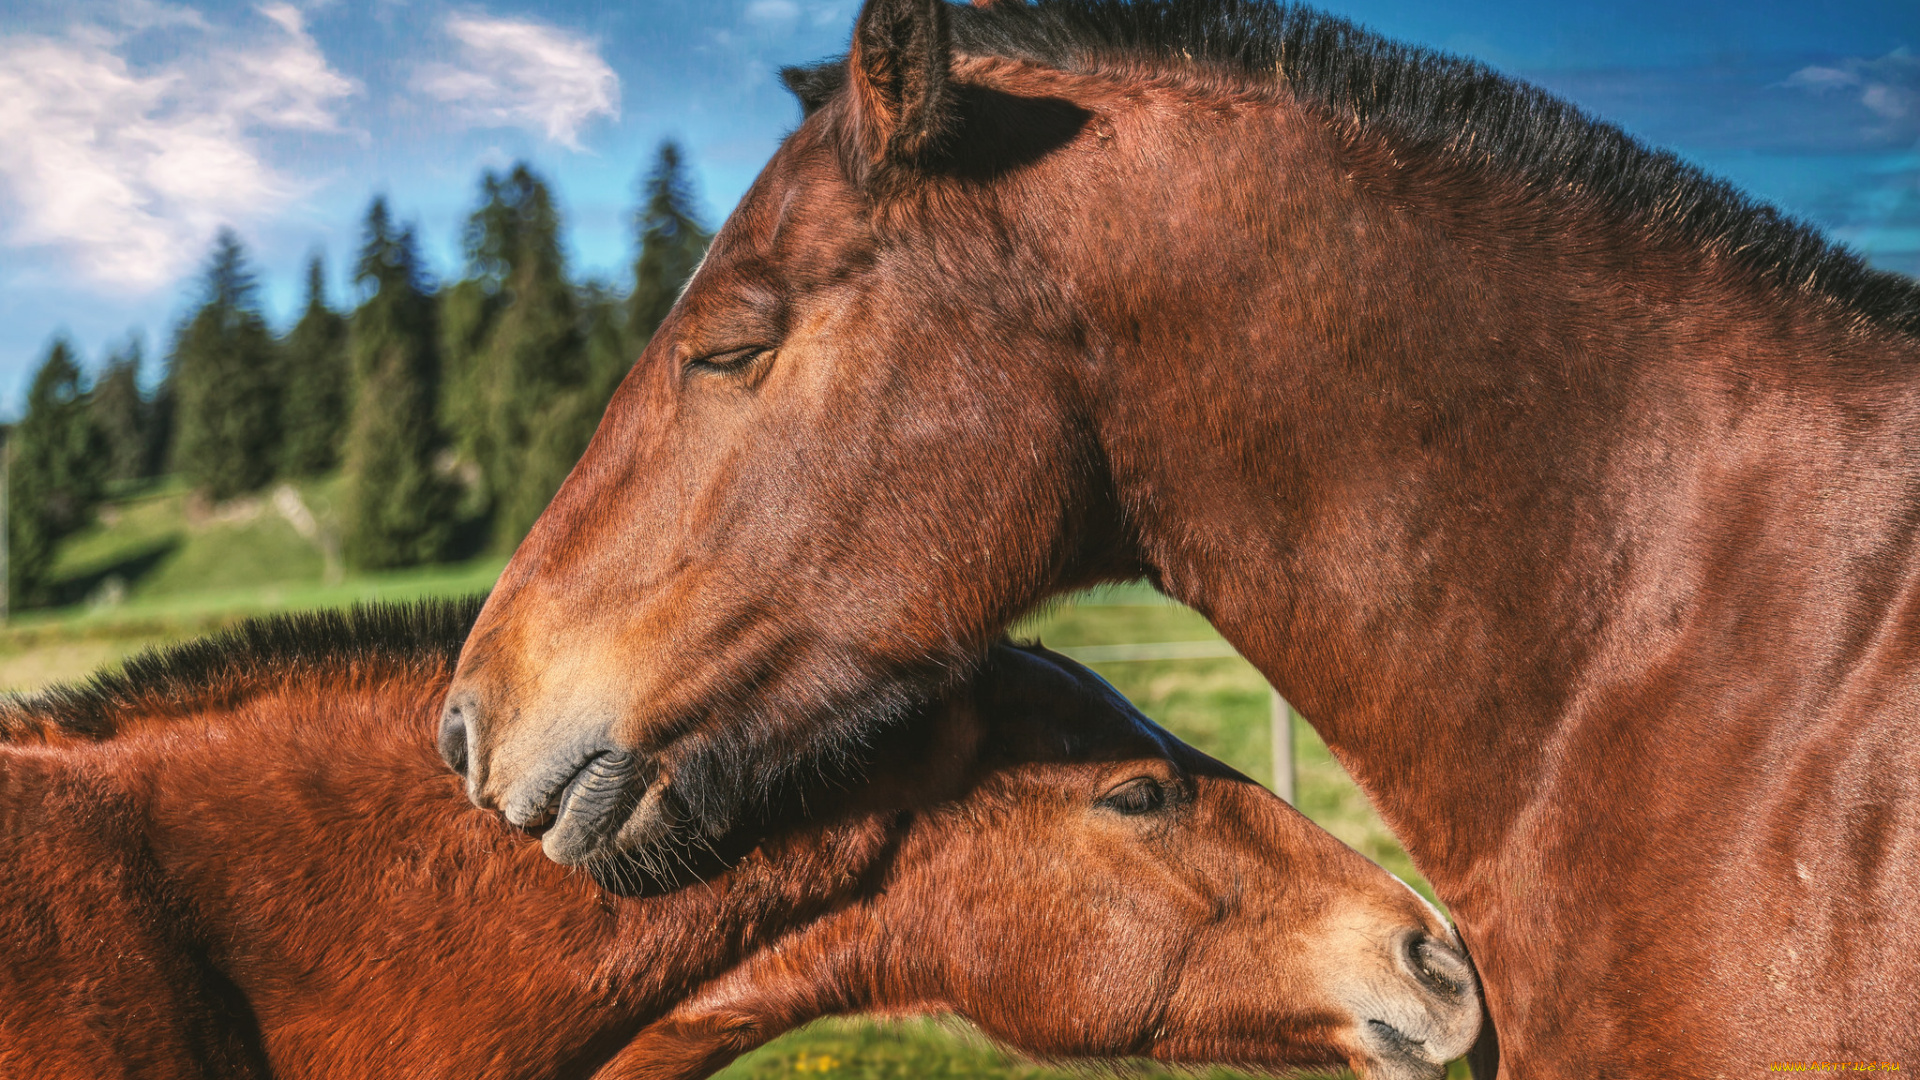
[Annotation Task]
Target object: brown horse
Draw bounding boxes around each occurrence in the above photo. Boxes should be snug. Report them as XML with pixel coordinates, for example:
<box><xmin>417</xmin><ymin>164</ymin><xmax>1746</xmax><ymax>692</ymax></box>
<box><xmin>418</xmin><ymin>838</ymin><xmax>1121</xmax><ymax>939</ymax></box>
<box><xmin>0</xmin><ymin>601</ymin><xmax>1477</xmax><ymax>1079</ymax></box>
<box><xmin>443</xmin><ymin>0</ymin><xmax>1920</xmax><ymax>1075</ymax></box>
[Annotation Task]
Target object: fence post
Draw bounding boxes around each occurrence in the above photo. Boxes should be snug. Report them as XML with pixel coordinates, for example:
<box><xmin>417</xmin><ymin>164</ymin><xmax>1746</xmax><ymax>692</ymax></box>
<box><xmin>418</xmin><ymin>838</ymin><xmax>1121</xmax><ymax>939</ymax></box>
<box><xmin>1269</xmin><ymin>687</ymin><xmax>1295</xmax><ymax>803</ymax></box>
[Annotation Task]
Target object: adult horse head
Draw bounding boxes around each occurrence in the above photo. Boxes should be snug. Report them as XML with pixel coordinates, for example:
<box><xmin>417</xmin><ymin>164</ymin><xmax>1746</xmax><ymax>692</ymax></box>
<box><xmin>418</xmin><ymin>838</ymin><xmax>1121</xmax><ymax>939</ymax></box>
<box><xmin>443</xmin><ymin>0</ymin><xmax>1130</xmax><ymax>862</ymax></box>
<box><xmin>0</xmin><ymin>604</ymin><xmax>1477</xmax><ymax>1079</ymax></box>
<box><xmin>447</xmin><ymin>1</ymin><xmax>1920</xmax><ymax>1072</ymax></box>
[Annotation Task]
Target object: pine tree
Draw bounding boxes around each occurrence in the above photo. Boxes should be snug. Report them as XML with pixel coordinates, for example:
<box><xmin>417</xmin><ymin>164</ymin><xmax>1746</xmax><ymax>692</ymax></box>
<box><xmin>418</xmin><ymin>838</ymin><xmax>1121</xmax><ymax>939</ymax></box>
<box><xmin>628</xmin><ymin>141</ymin><xmax>712</xmax><ymax>350</ymax></box>
<box><xmin>340</xmin><ymin>198</ymin><xmax>453</xmax><ymax>569</ymax></box>
<box><xmin>436</xmin><ymin>276</ymin><xmax>499</xmax><ymax>461</ymax></box>
<box><xmin>435</xmin><ymin>275</ymin><xmax>498</xmax><ymax>532</ymax></box>
<box><xmin>436</xmin><ymin>173</ymin><xmax>510</xmax><ymax>515</ymax></box>
<box><xmin>89</xmin><ymin>334</ymin><xmax>154</xmax><ymax>485</ymax></box>
<box><xmin>581</xmin><ymin>281</ymin><xmax>637</xmax><ymax>410</ymax></box>
<box><xmin>280</xmin><ymin>254</ymin><xmax>351</xmax><ymax>476</ymax></box>
<box><xmin>8</xmin><ymin>337</ymin><xmax>106</xmax><ymax>605</ymax></box>
<box><xmin>168</xmin><ymin>230</ymin><xmax>282</xmax><ymax>499</ymax></box>
<box><xmin>459</xmin><ymin>147</ymin><xmax>712</xmax><ymax>549</ymax></box>
<box><xmin>147</xmin><ymin>378</ymin><xmax>175</xmax><ymax>482</ymax></box>
<box><xmin>452</xmin><ymin>164</ymin><xmax>589</xmax><ymax>546</ymax></box>
<box><xmin>513</xmin><ymin>284</ymin><xmax>630</xmax><ymax>524</ymax></box>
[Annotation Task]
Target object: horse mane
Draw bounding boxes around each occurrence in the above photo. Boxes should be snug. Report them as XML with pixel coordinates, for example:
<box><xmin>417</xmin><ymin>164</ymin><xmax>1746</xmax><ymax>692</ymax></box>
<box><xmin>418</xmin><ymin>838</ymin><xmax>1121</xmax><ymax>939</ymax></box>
<box><xmin>0</xmin><ymin>598</ymin><xmax>484</xmax><ymax>743</ymax></box>
<box><xmin>786</xmin><ymin>0</ymin><xmax>1920</xmax><ymax>339</ymax></box>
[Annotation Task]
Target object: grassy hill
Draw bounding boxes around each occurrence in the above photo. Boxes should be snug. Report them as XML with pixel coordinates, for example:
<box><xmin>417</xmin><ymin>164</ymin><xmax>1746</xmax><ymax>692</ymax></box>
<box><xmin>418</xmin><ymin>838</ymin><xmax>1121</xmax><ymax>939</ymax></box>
<box><xmin>0</xmin><ymin>476</ymin><xmax>504</xmax><ymax>688</ymax></box>
<box><xmin>0</xmin><ymin>481</ymin><xmax>1465</xmax><ymax>1080</ymax></box>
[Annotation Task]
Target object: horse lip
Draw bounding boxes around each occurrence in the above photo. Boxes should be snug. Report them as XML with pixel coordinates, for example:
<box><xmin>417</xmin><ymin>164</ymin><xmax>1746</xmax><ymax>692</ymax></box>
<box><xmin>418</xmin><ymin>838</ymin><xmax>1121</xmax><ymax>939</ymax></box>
<box><xmin>547</xmin><ymin>760</ymin><xmax>595</xmax><ymax>828</ymax></box>
<box><xmin>1365</xmin><ymin>1019</ymin><xmax>1425</xmax><ymax>1053</ymax></box>
<box><xmin>541</xmin><ymin>751</ymin><xmax>643</xmax><ymax>865</ymax></box>
<box><xmin>610</xmin><ymin>775</ymin><xmax>678</xmax><ymax>852</ymax></box>
<box><xmin>502</xmin><ymin>750</ymin><xmax>594</xmax><ymax>831</ymax></box>
<box><xmin>1356</xmin><ymin>1020</ymin><xmax>1451</xmax><ymax>1080</ymax></box>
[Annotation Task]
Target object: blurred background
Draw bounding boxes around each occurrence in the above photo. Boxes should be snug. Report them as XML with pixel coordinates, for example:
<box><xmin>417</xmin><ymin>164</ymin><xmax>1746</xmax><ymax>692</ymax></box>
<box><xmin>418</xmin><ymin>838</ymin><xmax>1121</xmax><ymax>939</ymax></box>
<box><xmin>0</xmin><ymin>1</ymin><xmax>1914</xmax><ymax>1076</ymax></box>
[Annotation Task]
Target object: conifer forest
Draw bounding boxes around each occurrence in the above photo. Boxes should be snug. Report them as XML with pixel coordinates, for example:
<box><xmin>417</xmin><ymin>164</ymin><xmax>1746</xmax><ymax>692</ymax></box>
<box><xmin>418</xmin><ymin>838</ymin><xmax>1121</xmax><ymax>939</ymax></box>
<box><xmin>4</xmin><ymin>143</ymin><xmax>710</xmax><ymax>609</ymax></box>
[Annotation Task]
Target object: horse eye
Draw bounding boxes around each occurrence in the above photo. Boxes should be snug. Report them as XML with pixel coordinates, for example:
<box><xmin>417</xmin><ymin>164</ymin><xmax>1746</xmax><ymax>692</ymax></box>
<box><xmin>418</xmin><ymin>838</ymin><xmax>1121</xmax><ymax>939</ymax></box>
<box><xmin>1098</xmin><ymin>776</ymin><xmax>1166</xmax><ymax>816</ymax></box>
<box><xmin>685</xmin><ymin>347</ymin><xmax>768</xmax><ymax>375</ymax></box>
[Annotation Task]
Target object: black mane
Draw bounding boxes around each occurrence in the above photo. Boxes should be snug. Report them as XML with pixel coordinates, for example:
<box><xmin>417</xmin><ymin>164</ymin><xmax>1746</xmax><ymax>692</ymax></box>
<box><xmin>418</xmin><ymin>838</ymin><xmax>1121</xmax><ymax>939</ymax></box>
<box><xmin>786</xmin><ymin>0</ymin><xmax>1920</xmax><ymax>338</ymax></box>
<box><xmin>0</xmin><ymin>598</ymin><xmax>483</xmax><ymax>742</ymax></box>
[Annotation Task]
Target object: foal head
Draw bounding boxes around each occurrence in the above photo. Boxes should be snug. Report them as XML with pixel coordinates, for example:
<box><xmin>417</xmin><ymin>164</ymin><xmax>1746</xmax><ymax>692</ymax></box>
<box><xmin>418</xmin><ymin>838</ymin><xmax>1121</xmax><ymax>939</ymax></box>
<box><xmin>627</xmin><ymin>642</ymin><xmax>1481</xmax><ymax>1080</ymax></box>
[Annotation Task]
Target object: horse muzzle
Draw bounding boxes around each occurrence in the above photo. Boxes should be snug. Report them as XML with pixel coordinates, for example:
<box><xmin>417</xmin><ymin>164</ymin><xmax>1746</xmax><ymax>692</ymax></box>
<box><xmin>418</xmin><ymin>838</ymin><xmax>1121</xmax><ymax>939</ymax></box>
<box><xmin>1348</xmin><ymin>929</ymin><xmax>1482</xmax><ymax>1080</ymax></box>
<box><xmin>439</xmin><ymin>689</ymin><xmax>678</xmax><ymax>865</ymax></box>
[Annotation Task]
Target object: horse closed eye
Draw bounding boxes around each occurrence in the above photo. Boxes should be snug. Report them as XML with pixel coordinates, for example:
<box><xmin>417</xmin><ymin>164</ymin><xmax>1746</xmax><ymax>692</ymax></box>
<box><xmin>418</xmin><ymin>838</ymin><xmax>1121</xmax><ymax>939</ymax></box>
<box><xmin>685</xmin><ymin>347</ymin><xmax>769</xmax><ymax>375</ymax></box>
<box><xmin>1098</xmin><ymin>777</ymin><xmax>1166</xmax><ymax>816</ymax></box>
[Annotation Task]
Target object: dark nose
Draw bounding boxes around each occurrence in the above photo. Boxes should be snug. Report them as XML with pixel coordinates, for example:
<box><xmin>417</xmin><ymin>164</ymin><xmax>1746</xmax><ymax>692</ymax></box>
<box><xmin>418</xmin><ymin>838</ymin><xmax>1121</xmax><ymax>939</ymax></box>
<box><xmin>438</xmin><ymin>696</ymin><xmax>471</xmax><ymax>777</ymax></box>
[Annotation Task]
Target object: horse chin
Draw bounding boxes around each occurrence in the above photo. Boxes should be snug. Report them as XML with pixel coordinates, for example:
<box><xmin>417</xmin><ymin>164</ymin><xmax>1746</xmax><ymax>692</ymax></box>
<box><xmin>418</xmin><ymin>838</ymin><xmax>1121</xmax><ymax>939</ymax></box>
<box><xmin>608</xmin><ymin>773</ymin><xmax>681</xmax><ymax>852</ymax></box>
<box><xmin>579</xmin><ymin>779</ymin><xmax>764</xmax><ymax>898</ymax></box>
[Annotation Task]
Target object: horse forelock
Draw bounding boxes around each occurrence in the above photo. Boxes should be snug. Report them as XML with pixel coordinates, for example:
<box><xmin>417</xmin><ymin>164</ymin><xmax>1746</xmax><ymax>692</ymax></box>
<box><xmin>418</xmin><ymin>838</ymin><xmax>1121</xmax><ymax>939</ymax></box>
<box><xmin>0</xmin><ymin>598</ymin><xmax>485</xmax><ymax>744</ymax></box>
<box><xmin>782</xmin><ymin>0</ymin><xmax>1918</xmax><ymax>337</ymax></box>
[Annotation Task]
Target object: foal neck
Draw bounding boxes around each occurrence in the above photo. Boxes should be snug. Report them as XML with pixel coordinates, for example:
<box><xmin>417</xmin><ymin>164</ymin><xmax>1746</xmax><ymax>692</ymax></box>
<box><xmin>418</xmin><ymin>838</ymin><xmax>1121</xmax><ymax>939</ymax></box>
<box><xmin>102</xmin><ymin>663</ymin><xmax>921</xmax><ymax>1078</ymax></box>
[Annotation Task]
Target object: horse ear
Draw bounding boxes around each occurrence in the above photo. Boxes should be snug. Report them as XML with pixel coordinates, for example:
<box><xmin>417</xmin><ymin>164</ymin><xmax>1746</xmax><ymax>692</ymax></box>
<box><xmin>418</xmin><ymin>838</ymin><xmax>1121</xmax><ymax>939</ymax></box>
<box><xmin>847</xmin><ymin>0</ymin><xmax>954</xmax><ymax>175</ymax></box>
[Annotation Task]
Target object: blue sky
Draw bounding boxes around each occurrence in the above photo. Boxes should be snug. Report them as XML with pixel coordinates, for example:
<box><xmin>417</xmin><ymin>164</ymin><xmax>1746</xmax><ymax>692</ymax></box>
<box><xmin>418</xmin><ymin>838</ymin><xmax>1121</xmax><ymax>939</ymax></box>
<box><xmin>1</xmin><ymin>0</ymin><xmax>1916</xmax><ymax>414</ymax></box>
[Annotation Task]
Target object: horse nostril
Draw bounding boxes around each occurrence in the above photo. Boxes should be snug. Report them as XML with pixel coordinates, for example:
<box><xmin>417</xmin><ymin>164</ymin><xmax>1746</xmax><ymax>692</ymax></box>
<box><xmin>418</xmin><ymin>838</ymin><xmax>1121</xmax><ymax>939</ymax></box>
<box><xmin>438</xmin><ymin>700</ymin><xmax>471</xmax><ymax>777</ymax></box>
<box><xmin>1401</xmin><ymin>932</ymin><xmax>1473</xmax><ymax>999</ymax></box>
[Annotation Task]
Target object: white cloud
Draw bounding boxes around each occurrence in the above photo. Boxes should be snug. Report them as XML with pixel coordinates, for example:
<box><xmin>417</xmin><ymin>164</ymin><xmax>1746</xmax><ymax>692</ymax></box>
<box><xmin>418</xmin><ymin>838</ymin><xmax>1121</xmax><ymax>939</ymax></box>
<box><xmin>1788</xmin><ymin>48</ymin><xmax>1920</xmax><ymax>133</ymax></box>
<box><xmin>0</xmin><ymin>3</ymin><xmax>356</xmax><ymax>290</ymax></box>
<box><xmin>414</xmin><ymin>15</ymin><xmax>619</xmax><ymax>150</ymax></box>
<box><xmin>236</xmin><ymin>4</ymin><xmax>356</xmax><ymax>129</ymax></box>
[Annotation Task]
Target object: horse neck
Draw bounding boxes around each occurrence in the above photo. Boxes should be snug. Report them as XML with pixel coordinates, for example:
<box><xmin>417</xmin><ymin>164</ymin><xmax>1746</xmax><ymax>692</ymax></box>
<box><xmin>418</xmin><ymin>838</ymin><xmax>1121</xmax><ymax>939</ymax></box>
<box><xmin>1044</xmin><ymin>81</ymin><xmax>1920</xmax><ymax>888</ymax></box>
<box><xmin>602</xmin><ymin>818</ymin><xmax>964</xmax><ymax>1079</ymax></box>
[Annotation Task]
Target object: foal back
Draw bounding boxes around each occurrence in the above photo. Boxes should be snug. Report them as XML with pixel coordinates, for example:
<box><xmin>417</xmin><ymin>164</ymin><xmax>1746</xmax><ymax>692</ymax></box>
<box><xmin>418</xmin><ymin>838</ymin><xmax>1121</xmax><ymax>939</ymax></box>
<box><xmin>0</xmin><ymin>602</ymin><xmax>482</xmax><ymax>1079</ymax></box>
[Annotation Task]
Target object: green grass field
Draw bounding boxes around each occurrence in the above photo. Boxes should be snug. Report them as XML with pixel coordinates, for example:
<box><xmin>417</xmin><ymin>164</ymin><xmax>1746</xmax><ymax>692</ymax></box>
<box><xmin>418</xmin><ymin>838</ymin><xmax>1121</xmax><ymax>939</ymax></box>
<box><xmin>0</xmin><ymin>486</ymin><xmax>1465</xmax><ymax>1079</ymax></box>
<box><xmin>0</xmin><ymin>477</ymin><xmax>506</xmax><ymax>688</ymax></box>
